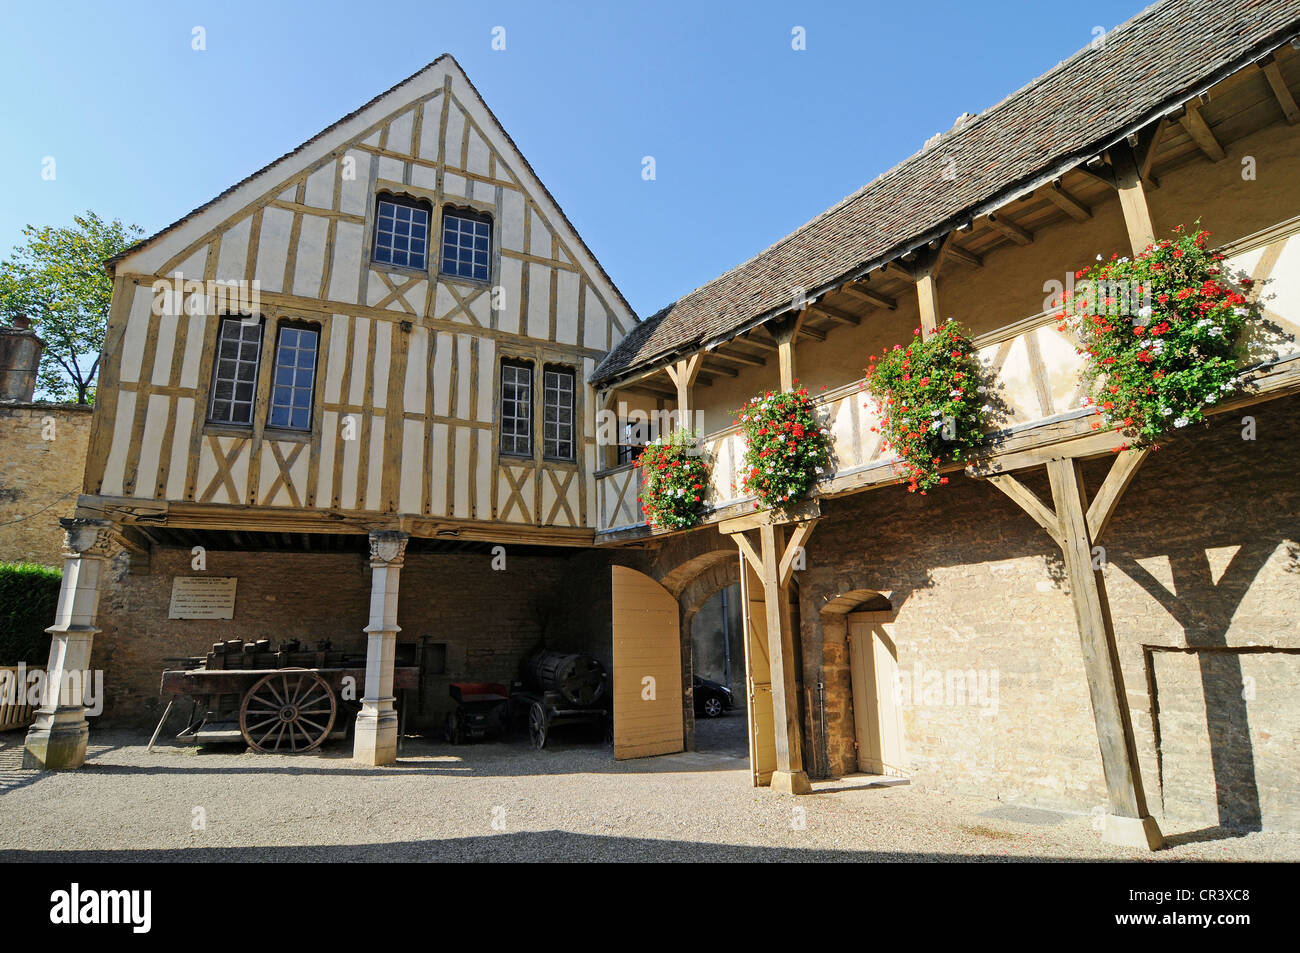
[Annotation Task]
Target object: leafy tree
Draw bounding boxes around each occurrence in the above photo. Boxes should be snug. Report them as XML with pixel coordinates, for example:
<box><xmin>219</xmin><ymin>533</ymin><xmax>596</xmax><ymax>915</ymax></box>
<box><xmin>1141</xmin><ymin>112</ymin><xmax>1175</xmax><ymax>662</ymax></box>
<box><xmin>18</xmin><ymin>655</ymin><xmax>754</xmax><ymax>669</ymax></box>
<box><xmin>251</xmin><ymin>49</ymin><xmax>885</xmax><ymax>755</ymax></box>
<box><xmin>0</xmin><ymin>212</ymin><xmax>143</xmax><ymax>403</ymax></box>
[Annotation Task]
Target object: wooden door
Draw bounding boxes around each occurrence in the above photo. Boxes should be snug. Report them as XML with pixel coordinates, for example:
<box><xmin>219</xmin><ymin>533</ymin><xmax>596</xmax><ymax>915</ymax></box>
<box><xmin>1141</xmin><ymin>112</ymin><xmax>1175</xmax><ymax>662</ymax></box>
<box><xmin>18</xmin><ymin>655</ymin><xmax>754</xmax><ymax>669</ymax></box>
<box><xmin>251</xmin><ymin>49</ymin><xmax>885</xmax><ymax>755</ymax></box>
<box><xmin>848</xmin><ymin>611</ymin><xmax>905</xmax><ymax>776</ymax></box>
<box><xmin>611</xmin><ymin>566</ymin><xmax>683</xmax><ymax>760</ymax></box>
<box><xmin>740</xmin><ymin>558</ymin><xmax>776</xmax><ymax>786</ymax></box>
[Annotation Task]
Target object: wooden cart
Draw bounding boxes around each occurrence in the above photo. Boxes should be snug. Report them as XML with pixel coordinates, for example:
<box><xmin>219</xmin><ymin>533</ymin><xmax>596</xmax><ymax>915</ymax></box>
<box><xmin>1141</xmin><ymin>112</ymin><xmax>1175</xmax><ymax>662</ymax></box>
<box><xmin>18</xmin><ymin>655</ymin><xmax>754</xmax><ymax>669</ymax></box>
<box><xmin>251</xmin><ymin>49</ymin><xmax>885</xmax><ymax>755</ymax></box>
<box><xmin>155</xmin><ymin>639</ymin><xmax>420</xmax><ymax>754</ymax></box>
<box><xmin>512</xmin><ymin>651</ymin><xmax>609</xmax><ymax>750</ymax></box>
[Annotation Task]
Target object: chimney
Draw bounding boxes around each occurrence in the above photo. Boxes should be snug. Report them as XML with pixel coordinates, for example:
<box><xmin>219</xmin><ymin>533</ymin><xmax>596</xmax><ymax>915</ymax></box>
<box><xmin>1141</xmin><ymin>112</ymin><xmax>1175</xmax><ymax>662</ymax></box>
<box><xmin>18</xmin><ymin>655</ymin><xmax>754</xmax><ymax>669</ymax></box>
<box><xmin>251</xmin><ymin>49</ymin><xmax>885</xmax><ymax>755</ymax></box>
<box><xmin>0</xmin><ymin>315</ymin><xmax>44</xmax><ymax>402</ymax></box>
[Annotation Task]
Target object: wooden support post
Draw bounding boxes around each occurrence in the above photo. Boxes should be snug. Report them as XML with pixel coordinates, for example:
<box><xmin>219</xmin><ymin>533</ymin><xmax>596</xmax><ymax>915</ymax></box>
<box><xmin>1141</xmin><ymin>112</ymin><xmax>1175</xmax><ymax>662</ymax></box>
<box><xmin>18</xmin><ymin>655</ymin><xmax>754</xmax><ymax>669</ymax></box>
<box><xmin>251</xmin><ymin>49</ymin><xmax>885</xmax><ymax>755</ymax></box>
<box><xmin>1109</xmin><ymin>141</ymin><xmax>1157</xmax><ymax>255</ymax></box>
<box><xmin>664</xmin><ymin>354</ymin><xmax>701</xmax><ymax>432</ymax></box>
<box><xmin>721</xmin><ymin>505</ymin><xmax>819</xmax><ymax>794</ymax></box>
<box><xmin>1046</xmin><ymin>457</ymin><xmax>1162</xmax><ymax>849</ymax></box>
<box><xmin>982</xmin><ymin>449</ymin><xmax>1162</xmax><ymax>849</ymax></box>
<box><xmin>354</xmin><ymin>530</ymin><xmax>408</xmax><ymax>766</ymax></box>
<box><xmin>767</xmin><ymin>312</ymin><xmax>805</xmax><ymax>391</ymax></box>
<box><xmin>915</xmin><ymin>271</ymin><xmax>940</xmax><ymax>336</ymax></box>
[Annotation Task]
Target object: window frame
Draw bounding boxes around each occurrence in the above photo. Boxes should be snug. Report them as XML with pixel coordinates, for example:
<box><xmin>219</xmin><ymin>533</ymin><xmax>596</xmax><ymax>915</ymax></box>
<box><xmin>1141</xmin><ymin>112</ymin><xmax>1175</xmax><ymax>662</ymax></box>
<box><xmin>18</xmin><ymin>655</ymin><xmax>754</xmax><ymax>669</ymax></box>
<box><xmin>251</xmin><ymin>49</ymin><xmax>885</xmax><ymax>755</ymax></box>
<box><xmin>371</xmin><ymin>192</ymin><xmax>433</xmax><ymax>272</ymax></box>
<box><xmin>265</xmin><ymin>320</ymin><xmax>321</xmax><ymax>433</ymax></box>
<box><xmin>498</xmin><ymin>358</ymin><xmax>535</xmax><ymax>459</ymax></box>
<box><xmin>439</xmin><ymin>205</ymin><xmax>494</xmax><ymax>283</ymax></box>
<box><xmin>541</xmin><ymin>364</ymin><xmax>577</xmax><ymax>462</ymax></box>
<box><xmin>206</xmin><ymin>315</ymin><xmax>265</xmax><ymax>428</ymax></box>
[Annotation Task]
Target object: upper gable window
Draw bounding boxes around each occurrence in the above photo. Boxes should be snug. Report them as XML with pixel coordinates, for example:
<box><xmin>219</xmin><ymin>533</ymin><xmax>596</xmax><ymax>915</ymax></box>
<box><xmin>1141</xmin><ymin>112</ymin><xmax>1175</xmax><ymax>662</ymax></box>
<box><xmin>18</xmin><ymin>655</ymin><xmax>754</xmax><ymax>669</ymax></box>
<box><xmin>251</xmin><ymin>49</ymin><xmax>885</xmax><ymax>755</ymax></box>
<box><xmin>208</xmin><ymin>316</ymin><xmax>263</xmax><ymax>427</ymax></box>
<box><xmin>373</xmin><ymin>194</ymin><xmax>431</xmax><ymax>270</ymax></box>
<box><xmin>441</xmin><ymin>207</ymin><xmax>492</xmax><ymax>282</ymax></box>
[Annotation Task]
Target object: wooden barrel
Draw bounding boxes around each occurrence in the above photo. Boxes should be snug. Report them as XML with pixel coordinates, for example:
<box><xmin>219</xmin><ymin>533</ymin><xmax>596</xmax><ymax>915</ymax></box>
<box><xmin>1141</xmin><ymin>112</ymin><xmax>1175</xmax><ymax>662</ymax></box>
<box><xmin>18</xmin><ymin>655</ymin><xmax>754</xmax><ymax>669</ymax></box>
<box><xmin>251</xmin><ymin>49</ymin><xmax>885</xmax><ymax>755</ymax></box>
<box><xmin>522</xmin><ymin>651</ymin><xmax>607</xmax><ymax>707</ymax></box>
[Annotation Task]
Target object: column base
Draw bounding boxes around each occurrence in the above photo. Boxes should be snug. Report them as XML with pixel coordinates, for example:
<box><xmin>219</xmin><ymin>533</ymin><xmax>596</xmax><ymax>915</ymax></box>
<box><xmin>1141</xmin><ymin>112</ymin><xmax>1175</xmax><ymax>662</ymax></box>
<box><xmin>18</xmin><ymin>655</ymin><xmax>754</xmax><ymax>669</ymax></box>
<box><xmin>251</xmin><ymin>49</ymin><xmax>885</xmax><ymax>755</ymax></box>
<box><xmin>769</xmin><ymin>769</ymin><xmax>812</xmax><ymax>795</ymax></box>
<box><xmin>353</xmin><ymin>710</ymin><xmax>398</xmax><ymax>766</ymax></box>
<box><xmin>22</xmin><ymin>718</ymin><xmax>89</xmax><ymax>770</ymax></box>
<box><xmin>1103</xmin><ymin>813</ymin><xmax>1165</xmax><ymax>850</ymax></box>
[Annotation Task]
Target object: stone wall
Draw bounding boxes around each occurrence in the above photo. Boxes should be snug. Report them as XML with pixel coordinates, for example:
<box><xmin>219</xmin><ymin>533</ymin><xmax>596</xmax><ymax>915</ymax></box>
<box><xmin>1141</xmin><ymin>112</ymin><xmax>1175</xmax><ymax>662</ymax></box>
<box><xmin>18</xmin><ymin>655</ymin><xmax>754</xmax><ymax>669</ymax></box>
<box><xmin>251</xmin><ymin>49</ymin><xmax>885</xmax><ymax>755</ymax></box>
<box><xmin>94</xmin><ymin>545</ymin><xmax>597</xmax><ymax>728</ymax></box>
<box><xmin>0</xmin><ymin>402</ymin><xmax>93</xmax><ymax>567</ymax></box>
<box><xmin>644</xmin><ymin>391</ymin><xmax>1300</xmax><ymax>830</ymax></box>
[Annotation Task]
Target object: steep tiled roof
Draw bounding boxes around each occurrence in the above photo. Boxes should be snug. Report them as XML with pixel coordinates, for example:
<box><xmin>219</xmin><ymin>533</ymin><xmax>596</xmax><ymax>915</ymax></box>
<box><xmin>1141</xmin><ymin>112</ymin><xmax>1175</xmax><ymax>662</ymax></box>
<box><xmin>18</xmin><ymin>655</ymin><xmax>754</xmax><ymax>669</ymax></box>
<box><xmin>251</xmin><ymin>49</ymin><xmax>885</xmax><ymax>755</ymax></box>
<box><xmin>592</xmin><ymin>0</ymin><xmax>1300</xmax><ymax>385</ymax></box>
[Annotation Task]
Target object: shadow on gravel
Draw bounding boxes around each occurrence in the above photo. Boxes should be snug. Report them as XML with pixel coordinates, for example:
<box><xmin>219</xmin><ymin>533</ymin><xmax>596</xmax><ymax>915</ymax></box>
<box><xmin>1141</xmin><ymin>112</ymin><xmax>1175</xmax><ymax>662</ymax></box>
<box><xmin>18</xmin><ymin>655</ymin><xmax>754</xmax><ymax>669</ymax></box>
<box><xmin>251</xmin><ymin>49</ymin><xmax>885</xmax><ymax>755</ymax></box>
<box><xmin>0</xmin><ymin>831</ymin><xmax>1092</xmax><ymax>863</ymax></box>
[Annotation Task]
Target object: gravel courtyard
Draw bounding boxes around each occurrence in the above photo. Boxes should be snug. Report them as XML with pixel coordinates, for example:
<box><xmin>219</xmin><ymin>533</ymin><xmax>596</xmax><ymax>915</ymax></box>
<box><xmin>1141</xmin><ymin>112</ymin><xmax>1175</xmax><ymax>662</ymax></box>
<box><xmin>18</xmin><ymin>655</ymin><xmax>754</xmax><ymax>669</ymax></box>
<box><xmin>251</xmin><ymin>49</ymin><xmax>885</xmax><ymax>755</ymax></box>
<box><xmin>1</xmin><ymin>726</ymin><xmax>1296</xmax><ymax>862</ymax></box>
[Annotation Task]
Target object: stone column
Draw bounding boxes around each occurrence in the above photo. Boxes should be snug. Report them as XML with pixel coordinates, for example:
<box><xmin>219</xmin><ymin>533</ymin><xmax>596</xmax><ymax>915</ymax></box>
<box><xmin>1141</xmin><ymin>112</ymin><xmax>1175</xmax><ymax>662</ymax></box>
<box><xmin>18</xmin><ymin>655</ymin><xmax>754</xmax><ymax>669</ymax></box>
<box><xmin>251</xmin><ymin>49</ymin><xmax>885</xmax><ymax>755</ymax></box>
<box><xmin>23</xmin><ymin>518</ymin><xmax>113</xmax><ymax>770</ymax></box>
<box><xmin>353</xmin><ymin>530</ymin><xmax>408</xmax><ymax>765</ymax></box>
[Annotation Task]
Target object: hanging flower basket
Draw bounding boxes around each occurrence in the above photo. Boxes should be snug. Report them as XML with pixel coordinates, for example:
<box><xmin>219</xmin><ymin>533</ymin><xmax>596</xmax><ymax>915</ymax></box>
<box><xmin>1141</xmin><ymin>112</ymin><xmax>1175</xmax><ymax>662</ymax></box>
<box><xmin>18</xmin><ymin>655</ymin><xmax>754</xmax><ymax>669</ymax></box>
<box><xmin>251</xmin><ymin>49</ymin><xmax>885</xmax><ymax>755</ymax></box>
<box><xmin>1060</xmin><ymin>225</ymin><xmax>1254</xmax><ymax>448</ymax></box>
<box><xmin>637</xmin><ymin>429</ymin><xmax>711</xmax><ymax>530</ymax></box>
<box><xmin>736</xmin><ymin>384</ymin><xmax>832</xmax><ymax>510</ymax></box>
<box><xmin>864</xmin><ymin>319</ymin><xmax>989</xmax><ymax>494</ymax></box>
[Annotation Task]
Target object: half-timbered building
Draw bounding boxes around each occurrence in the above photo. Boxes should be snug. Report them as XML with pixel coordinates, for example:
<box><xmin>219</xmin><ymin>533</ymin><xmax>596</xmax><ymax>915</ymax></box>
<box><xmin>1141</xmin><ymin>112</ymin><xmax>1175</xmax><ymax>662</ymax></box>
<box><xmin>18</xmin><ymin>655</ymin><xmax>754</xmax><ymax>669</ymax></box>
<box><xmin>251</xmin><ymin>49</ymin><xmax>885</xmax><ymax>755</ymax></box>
<box><xmin>25</xmin><ymin>0</ymin><xmax>1300</xmax><ymax>849</ymax></box>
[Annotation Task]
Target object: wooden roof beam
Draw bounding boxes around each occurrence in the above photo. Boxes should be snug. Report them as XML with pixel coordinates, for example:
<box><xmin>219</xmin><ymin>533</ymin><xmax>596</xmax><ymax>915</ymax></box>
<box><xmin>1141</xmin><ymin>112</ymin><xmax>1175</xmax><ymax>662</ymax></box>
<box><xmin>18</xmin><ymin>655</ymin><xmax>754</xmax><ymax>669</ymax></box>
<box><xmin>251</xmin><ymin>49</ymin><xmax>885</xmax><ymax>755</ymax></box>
<box><xmin>1259</xmin><ymin>54</ymin><xmax>1300</xmax><ymax>124</ymax></box>
<box><xmin>985</xmin><ymin>211</ymin><xmax>1033</xmax><ymax>245</ymax></box>
<box><xmin>1178</xmin><ymin>100</ymin><xmax>1225</xmax><ymax>161</ymax></box>
<box><xmin>1044</xmin><ymin>179</ymin><xmax>1092</xmax><ymax>221</ymax></box>
<box><xmin>699</xmin><ymin>358</ymin><xmax>740</xmax><ymax>377</ymax></box>
<box><xmin>809</xmin><ymin>302</ymin><xmax>861</xmax><ymax>325</ymax></box>
<box><xmin>710</xmin><ymin>346</ymin><xmax>767</xmax><ymax>367</ymax></box>
<box><xmin>841</xmin><ymin>282</ymin><xmax>897</xmax><ymax>310</ymax></box>
<box><xmin>945</xmin><ymin>242</ymin><xmax>983</xmax><ymax>268</ymax></box>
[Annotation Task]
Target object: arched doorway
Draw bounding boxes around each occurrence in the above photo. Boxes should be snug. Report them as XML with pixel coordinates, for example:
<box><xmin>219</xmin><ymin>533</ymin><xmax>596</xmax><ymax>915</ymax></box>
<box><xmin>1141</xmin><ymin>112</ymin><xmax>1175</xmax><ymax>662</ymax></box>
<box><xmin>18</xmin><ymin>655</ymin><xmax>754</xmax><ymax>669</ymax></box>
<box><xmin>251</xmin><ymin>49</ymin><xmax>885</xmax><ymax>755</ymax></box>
<box><xmin>821</xmin><ymin>589</ymin><xmax>904</xmax><ymax>778</ymax></box>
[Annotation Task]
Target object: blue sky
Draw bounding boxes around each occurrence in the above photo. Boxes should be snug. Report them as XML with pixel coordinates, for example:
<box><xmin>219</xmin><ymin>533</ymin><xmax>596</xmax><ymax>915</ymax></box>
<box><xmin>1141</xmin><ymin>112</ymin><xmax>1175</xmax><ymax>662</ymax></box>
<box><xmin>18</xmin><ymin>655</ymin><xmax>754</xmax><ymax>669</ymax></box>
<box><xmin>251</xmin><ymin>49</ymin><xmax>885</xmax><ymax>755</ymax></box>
<box><xmin>1</xmin><ymin>0</ymin><xmax>1150</xmax><ymax>317</ymax></box>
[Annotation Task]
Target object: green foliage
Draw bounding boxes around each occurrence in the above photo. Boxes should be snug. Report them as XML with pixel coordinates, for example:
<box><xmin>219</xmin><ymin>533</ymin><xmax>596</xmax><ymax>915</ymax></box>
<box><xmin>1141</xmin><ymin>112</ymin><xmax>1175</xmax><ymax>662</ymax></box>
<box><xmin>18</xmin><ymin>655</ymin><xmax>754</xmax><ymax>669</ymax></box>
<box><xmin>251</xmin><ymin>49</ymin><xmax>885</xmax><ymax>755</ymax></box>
<box><xmin>637</xmin><ymin>429</ymin><xmax>711</xmax><ymax>530</ymax></box>
<box><xmin>1061</xmin><ymin>225</ymin><xmax>1252</xmax><ymax>446</ymax></box>
<box><xmin>0</xmin><ymin>562</ymin><xmax>62</xmax><ymax>666</ymax></box>
<box><xmin>864</xmin><ymin>320</ymin><xmax>989</xmax><ymax>494</ymax></box>
<box><xmin>0</xmin><ymin>211</ymin><xmax>144</xmax><ymax>403</ymax></box>
<box><xmin>736</xmin><ymin>386</ymin><xmax>832</xmax><ymax>510</ymax></box>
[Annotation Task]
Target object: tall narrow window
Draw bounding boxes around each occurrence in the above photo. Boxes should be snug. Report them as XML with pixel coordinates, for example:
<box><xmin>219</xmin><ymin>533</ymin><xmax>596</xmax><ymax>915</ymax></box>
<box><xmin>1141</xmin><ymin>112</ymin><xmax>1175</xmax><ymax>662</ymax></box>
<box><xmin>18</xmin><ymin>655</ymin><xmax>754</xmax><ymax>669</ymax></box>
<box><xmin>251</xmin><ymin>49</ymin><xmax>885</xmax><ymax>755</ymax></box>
<box><xmin>268</xmin><ymin>324</ymin><xmax>319</xmax><ymax>431</ymax></box>
<box><xmin>543</xmin><ymin>366</ymin><xmax>575</xmax><ymax>461</ymax></box>
<box><xmin>500</xmin><ymin>360</ymin><xmax>533</xmax><ymax>456</ymax></box>
<box><xmin>441</xmin><ymin>208</ymin><xmax>492</xmax><ymax>281</ymax></box>
<box><xmin>208</xmin><ymin>316</ymin><xmax>263</xmax><ymax>426</ymax></box>
<box><xmin>373</xmin><ymin>194</ymin><xmax>431</xmax><ymax>270</ymax></box>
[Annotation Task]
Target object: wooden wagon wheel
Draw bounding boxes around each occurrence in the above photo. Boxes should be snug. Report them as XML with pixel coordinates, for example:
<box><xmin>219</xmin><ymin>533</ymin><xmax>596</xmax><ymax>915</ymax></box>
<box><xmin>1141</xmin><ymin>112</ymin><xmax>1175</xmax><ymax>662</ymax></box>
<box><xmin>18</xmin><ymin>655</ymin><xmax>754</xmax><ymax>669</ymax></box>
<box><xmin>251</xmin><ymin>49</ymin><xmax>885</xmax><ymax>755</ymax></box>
<box><xmin>528</xmin><ymin>701</ymin><xmax>548</xmax><ymax>750</ymax></box>
<box><xmin>240</xmin><ymin>669</ymin><xmax>337</xmax><ymax>753</ymax></box>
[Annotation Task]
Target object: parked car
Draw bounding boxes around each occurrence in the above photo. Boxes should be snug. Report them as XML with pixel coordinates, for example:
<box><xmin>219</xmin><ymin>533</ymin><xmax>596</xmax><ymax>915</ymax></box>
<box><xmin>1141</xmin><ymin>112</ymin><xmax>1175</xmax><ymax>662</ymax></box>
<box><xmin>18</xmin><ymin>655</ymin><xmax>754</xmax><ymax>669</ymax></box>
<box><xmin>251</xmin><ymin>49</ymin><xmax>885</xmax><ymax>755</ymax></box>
<box><xmin>693</xmin><ymin>675</ymin><xmax>734</xmax><ymax>718</ymax></box>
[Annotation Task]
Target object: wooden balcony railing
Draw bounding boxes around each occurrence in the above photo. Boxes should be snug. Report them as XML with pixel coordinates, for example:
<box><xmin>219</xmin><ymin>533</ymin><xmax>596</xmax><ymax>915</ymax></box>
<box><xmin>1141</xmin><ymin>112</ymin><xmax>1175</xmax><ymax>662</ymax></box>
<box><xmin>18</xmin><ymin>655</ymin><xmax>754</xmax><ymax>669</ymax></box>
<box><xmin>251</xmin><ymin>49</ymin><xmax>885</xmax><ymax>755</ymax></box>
<box><xmin>595</xmin><ymin>221</ymin><xmax>1300</xmax><ymax>536</ymax></box>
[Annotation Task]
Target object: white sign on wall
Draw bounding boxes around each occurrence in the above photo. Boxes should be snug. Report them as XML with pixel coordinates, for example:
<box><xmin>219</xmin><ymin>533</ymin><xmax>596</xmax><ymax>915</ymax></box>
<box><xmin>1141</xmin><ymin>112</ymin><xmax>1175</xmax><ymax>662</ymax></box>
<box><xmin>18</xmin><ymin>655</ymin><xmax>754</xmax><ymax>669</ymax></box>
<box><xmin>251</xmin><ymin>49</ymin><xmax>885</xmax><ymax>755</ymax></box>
<box><xmin>168</xmin><ymin>576</ymin><xmax>238</xmax><ymax>620</ymax></box>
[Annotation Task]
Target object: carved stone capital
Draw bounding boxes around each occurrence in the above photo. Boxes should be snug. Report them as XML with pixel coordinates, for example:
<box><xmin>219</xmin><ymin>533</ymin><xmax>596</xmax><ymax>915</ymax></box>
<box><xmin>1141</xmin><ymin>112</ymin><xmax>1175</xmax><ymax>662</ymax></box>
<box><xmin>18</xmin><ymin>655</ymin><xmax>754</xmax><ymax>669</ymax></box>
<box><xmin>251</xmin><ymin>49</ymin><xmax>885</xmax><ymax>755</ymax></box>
<box><xmin>58</xmin><ymin>518</ymin><xmax>114</xmax><ymax>559</ymax></box>
<box><xmin>368</xmin><ymin>530</ymin><xmax>409</xmax><ymax>566</ymax></box>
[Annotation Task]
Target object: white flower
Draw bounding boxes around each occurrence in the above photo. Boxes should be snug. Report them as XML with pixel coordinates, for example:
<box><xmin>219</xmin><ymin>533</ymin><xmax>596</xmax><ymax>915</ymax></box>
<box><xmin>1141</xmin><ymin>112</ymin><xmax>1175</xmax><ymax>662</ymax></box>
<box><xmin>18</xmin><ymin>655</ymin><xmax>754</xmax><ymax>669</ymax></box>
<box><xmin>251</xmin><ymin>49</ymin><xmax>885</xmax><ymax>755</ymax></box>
<box><xmin>981</xmin><ymin>404</ymin><xmax>992</xmax><ymax>413</ymax></box>
<box><xmin>949</xmin><ymin>389</ymin><xmax>961</xmax><ymax>397</ymax></box>
<box><xmin>1207</xmin><ymin>327</ymin><xmax>1223</xmax><ymax>337</ymax></box>
<box><xmin>1096</xmin><ymin>254</ymin><xmax>1103</xmax><ymax>261</ymax></box>
<box><xmin>976</xmin><ymin>385</ymin><xmax>987</xmax><ymax>394</ymax></box>
<box><xmin>1196</xmin><ymin>318</ymin><xmax>1212</xmax><ymax>327</ymax></box>
<box><xmin>1161</xmin><ymin>407</ymin><xmax>1173</xmax><ymax>416</ymax></box>
<box><xmin>930</xmin><ymin>421</ymin><xmax>942</xmax><ymax>431</ymax></box>
<box><xmin>1173</xmin><ymin>417</ymin><xmax>1190</xmax><ymax>428</ymax></box>
<box><xmin>1206</xmin><ymin>395</ymin><xmax>1218</xmax><ymax>404</ymax></box>
<box><xmin>1233</xmin><ymin>307</ymin><xmax>1248</xmax><ymax>316</ymax></box>
<box><xmin>930</xmin><ymin>409</ymin><xmax>941</xmax><ymax>416</ymax></box>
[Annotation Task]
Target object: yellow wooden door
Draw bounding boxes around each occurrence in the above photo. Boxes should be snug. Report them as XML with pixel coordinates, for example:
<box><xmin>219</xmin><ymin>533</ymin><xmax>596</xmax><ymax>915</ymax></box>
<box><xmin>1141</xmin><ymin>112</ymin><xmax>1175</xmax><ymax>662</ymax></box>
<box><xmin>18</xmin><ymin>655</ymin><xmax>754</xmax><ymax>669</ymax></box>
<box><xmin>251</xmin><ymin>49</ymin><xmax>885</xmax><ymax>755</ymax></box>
<box><xmin>611</xmin><ymin>566</ymin><xmax>683</xmax><ymax>760</ymax></box>
<box><xmin>740</xmin><ymin>558</ymin><xmax>776</xmax><ymax>786</ymax></box>
<box><xmin>848</xmin><ymin>612</ymin><xmax>905</xmax><ymax>776</ymax></box>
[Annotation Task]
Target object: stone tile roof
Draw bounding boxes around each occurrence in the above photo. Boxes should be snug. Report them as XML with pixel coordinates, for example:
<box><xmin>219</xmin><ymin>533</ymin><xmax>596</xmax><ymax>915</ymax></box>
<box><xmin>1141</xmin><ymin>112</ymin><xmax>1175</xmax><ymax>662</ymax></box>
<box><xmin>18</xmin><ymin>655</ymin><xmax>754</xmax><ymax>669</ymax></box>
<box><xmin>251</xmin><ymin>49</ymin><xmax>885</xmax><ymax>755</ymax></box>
<box><xmin>592</xmin><ymin>0</ymin><xmax>1300</xmax><ymax>385</ymax></box>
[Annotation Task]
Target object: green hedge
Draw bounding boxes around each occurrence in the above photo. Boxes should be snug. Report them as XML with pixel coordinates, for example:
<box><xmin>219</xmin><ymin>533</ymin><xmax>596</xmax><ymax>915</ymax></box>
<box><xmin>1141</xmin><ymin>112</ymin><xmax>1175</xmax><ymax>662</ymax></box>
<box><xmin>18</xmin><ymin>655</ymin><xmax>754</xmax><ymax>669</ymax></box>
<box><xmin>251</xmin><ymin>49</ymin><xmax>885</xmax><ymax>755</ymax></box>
<box><xmin>0</xmin><ymin>562</ymin><xmax>62</xmax><ymax>666</ymax></box>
